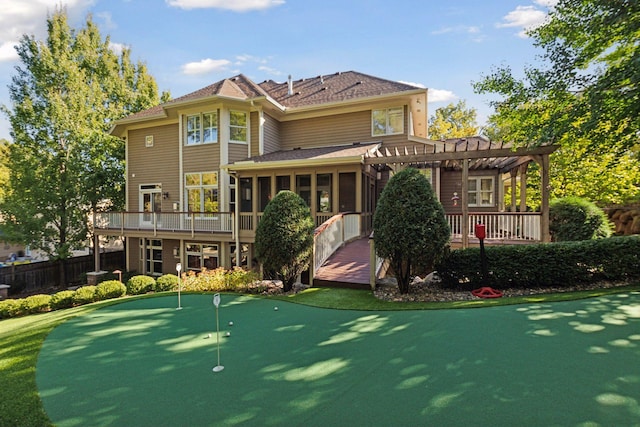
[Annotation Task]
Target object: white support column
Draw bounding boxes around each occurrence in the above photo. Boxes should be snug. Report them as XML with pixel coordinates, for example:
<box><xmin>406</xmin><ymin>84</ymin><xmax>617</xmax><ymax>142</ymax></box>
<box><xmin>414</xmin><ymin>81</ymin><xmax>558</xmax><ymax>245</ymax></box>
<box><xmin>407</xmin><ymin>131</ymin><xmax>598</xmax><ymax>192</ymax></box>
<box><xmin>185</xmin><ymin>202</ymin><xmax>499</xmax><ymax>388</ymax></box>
<box><xmin>461</xmin><ymin>159</ymin><xmax>469</xmax><ymax>248</ymax></box>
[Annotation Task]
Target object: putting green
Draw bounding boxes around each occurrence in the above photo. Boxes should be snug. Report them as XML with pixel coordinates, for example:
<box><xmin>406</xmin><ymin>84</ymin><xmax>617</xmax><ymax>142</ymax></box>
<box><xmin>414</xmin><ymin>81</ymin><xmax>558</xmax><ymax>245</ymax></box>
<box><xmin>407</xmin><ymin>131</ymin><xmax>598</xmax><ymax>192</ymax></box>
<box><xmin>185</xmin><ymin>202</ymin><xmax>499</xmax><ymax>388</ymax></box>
<box><xmin>37</xmin><ymin>292</ymin><xmax>640</xmax><ymax>426</ymax></box>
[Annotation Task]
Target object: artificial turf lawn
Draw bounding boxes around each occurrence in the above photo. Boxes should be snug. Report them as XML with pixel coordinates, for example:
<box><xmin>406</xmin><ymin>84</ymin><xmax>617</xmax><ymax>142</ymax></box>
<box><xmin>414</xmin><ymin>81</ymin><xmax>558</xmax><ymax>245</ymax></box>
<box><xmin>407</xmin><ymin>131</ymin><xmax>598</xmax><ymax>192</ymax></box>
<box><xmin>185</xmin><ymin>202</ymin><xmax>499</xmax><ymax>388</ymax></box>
<box><xmin>36</xmin><ymin>292</ymin><xmax>640</xmax><ymax>426</ymax></box>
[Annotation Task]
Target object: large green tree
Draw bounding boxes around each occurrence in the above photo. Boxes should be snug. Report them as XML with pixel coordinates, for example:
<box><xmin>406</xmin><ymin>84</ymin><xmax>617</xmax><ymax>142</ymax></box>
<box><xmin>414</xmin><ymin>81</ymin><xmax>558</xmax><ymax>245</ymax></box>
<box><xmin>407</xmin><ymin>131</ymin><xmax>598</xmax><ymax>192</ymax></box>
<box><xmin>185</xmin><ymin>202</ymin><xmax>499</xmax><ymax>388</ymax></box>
<box><xmin>428</xmin><ymin>100</ymin><xmax>479</xmax><ymax>140</ymax></box>
<box><xmin>0</xmin><ymin>139</ymin><xmax>9</xmax><ymax>202</ymax></box>
<box><xmin>373</xmin><ymin>168</ymin><xmax>450</xmax><ymax>294</ymax></box>
<box><xmin>255</xmin><ymin>191</ymin><xmax>315</xmax><ymax>292</ymax></box>
<box><xmin>0</xmin><ymin>10</ymin><xmax>168</xmax><ymax>284</ymax></box>
<box><xmin>474</xmin><ymin>0</ymin><xmax>640</xmax><ymax>205</ymax></box>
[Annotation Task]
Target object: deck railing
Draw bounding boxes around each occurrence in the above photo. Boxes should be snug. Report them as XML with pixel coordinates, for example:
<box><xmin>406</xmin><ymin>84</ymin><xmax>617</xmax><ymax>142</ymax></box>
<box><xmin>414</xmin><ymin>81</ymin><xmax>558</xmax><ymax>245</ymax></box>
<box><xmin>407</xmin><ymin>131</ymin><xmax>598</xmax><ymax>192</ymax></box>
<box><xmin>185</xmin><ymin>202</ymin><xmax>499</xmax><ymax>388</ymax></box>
<box><xmin>447</xmin><ymin>212</ymin><xmax>541</xmax><ymax>241</ymax></box>
<box><xmin>312</xmin><ymin>213</ymin><xmax>363</xmax><ymax>279</ymax></box>
<box><xmin>94</xmin><ymin>212</ymin><xmax>233</xmax><ymax>235</ymax></box>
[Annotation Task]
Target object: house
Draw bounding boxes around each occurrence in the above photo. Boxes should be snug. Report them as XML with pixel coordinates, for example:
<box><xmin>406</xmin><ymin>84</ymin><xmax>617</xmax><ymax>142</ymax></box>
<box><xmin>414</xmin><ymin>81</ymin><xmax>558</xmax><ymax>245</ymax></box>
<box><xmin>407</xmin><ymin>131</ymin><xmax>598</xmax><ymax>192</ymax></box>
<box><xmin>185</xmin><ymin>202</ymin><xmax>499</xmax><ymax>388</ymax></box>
<box><xmin>96</xmin><ymin>71</ymin><xmax>556</xmax><ymax>280</ymax></box>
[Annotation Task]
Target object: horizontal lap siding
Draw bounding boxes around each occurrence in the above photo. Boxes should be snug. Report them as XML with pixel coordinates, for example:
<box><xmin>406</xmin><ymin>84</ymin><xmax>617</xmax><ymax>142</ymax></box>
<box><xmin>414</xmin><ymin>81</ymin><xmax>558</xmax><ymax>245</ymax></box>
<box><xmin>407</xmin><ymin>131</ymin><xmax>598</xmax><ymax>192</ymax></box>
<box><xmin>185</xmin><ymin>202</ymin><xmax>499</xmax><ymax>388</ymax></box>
<box><xmin>263</xmin><ymin>113</ymin><xmax>280</xmax><ymax>154</ymax></box>
<box><xmin>250</xmin><ymin>112</ymin><xmax>260</xmax><ymax>158</ymax></box>
<box><xmin>280</xmin><ymin>111</ymin><xmax>371</xmax><ymax>149</ymax></box>
<box><xmin>128</xmin><ymin>124</ymin><xmax>179</xmax><ymax>212</ymax></box>
<box><xmin>441</xmin><ymin>169</ymin><xmax>498</xmax><ymax>213</ymax></box>
<box><xmin>183</xmin><ymin>144</ymin><xmax>220</xmax><ymax>172</ymax></box>
<box><xmin>229</xmin><ymin>143</ymin><xmax>249</xmax><ymax>163</ymax></box>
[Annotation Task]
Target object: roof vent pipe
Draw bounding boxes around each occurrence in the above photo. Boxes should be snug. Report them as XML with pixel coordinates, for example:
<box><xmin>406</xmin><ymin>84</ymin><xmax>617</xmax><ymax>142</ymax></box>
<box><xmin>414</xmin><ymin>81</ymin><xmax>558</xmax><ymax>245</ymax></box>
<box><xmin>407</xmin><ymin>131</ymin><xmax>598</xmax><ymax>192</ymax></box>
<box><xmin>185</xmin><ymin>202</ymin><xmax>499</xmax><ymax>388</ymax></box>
<box><xmin>287</xmin><ymin>75</ymin><xmax>293</xmax><ymax>96</ymax></box>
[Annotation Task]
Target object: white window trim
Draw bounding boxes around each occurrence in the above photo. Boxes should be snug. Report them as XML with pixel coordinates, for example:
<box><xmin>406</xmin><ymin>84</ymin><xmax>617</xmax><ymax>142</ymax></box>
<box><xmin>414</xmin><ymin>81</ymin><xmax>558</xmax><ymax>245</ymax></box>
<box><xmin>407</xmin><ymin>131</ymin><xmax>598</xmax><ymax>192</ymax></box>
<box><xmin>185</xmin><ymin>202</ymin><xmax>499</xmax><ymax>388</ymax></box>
<box><xmin>468</xmin><ymin>176</ymin><xmax>495</xmax><ymax>207</ymax></box>
<box><xmin>184</xmin><ymin>171</ymin><xmax>219</xmax><ymax>215</ymax></box>
<box><xmin>229</xmin><ymin>110</ymin><xmax>248</xmax><ymax>144</ymax></box>
<box><xmin>185</xmin><ymin>111</ymin><xmax>218</xmax><ymax>146</ymax></box>
<box><xmin>371</xmin><ymin>107</ymin><xmax>404</xmax><ymax>136</ymax></box>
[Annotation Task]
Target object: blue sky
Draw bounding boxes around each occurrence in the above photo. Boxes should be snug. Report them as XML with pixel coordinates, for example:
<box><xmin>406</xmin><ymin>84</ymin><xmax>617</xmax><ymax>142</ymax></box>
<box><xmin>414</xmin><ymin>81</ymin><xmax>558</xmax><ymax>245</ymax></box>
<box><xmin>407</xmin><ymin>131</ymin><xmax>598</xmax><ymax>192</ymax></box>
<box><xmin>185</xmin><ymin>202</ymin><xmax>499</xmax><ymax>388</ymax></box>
<box><xmin>0</xmin><ymin>0</ymin><xmax>557</xmax><ymax>141</ymax></box>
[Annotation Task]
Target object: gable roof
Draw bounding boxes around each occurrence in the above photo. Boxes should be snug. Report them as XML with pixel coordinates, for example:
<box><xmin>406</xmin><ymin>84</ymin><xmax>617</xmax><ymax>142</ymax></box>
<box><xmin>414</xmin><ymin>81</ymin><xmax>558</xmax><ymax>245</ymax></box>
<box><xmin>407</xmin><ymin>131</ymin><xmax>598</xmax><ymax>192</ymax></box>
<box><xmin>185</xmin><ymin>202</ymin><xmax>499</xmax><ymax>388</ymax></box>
<box><xmin>258</xmin><ymin>71</ymin><xmax>423</xmax><ymax>108</ymax></box>
<box><xmin>114</xmin><ymin>71</ymin><xmax>425</xmax><ymax>126</ymax></box>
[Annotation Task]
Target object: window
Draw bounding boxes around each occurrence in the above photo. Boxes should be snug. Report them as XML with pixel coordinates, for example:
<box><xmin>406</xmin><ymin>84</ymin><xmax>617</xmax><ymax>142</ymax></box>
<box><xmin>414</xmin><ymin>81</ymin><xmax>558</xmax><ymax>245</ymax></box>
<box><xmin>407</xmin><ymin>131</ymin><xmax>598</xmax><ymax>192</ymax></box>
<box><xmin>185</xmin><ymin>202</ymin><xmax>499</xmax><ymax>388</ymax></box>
<box><xmin>186</xmin><ymin>243</ymin><xmax>218</xmax><ymax>271</ymax></box>
<box><xmin>468</xmin><ymin>177</ymin><xmax>494</xmax><ymax>207</ymax></box>
<box><xmin>186</xmin><ymin>112</ymin><xmax>218</xmax><ymax>145</ymax></box>
<box><xmin>230</xmin><ymin>111</ymin><xmax>247</xmax><ymax>143</ymax></box>
<box><xmin>185</xmin><ymin>172</ymin><xmax>218</xmax><ymax>213</ymax></box>
<box><xmin>140</xmin><ymin>239</ymin><xmax>162</xmax><ymax>275</ymax></box>
<box><xmin>372</xmin><ymin>107</ymin><xmax>403</xmax><ymax>136</ymax></box>
<box><xmin>276</xmin><ymin>175</ymin><xmax>290</xmax><ymax>192</ymax></box>
<box><xmin>316</xmin><ymin>174</ymin><xmax>332</xmax><ymax>213</ymax></box>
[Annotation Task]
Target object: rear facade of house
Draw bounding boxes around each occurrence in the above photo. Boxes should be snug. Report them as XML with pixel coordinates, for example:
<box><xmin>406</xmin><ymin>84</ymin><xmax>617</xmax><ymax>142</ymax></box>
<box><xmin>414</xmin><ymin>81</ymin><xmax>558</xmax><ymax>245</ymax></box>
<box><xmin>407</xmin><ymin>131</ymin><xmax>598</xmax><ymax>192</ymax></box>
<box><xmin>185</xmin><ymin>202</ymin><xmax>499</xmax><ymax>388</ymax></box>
<box><xmin>98</xmin><ymin>71</ymin><xmax>551</xmax><ymax>277</ymax></box>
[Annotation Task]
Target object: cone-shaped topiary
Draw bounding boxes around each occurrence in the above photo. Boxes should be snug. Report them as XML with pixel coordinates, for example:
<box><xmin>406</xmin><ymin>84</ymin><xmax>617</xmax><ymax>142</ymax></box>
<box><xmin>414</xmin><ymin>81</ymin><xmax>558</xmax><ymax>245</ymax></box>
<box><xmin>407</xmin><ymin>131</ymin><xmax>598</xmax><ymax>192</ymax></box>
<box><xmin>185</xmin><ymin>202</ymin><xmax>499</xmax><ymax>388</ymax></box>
<box><xmin>373</xmin><ymin>168</ymin><xmax>450</xmax><ymax>294</ymax></box>
<box><xmin>255</xmin><ymin>190</ymin><xmax>314</xmax><ymax>292</ymax></box>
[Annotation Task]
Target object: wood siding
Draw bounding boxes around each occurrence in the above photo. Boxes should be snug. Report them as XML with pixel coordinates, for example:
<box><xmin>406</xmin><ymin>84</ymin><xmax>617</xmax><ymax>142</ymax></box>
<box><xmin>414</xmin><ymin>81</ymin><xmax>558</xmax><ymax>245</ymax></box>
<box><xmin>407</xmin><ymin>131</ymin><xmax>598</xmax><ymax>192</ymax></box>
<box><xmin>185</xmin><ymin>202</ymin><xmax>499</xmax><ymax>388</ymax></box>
<box><xmin>128</xmin><ymin>124</ymin><xmax>180</xmax><ymax>212</ymax></box>
<box><xmin>263</xmin><ymin>113</ymin><xmax>280</xmax><ymax>154</ymax></box>
<box><xmin>280</xmin><ymin>111</ymin><xmax>372</xmax><ymax>149</ymax></box>
<box><xmin>229</xmin><ymin>143</ymin><xmax>249</xmax><ymax>163</ymax></box>
<box><xmin>250</xmin><ymin>111</ymin><xmax>260</xmax><ymax>157</ymax></box>
<box><xmin>183</xmin><ymin>143</ymin><xmax>221</xmax><ymax>172</ymax></box>
<box><xmin>440</xmin><ymin>169</ymin><xmax>499</xmax><ymax>213</ymax></box>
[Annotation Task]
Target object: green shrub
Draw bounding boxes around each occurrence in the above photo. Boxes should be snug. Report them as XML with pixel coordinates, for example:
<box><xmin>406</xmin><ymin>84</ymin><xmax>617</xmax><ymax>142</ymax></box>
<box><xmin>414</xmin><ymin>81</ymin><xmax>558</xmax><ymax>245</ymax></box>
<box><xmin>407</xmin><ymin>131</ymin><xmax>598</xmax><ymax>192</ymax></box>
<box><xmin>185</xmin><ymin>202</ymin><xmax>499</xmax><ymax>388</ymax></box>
<box><xmin>181</xmin><ymin>267</ymin><xmax>260</xmax><ymax>292</ymax></box>
<box><xmin>0</xmin><ymin>299</ymin><xmax>23</xmax><ymax>319</ymax></box>
<box><xmin>255</xmin><ymin>190</ymin><xmax>314</xmax><ymax>292</ymax></box>
<box><xmin>550</xmin><ymin>197</ymin><xmax>613</xmax><ymax>241</ymax></box>
<box><xmin>73</xmin><ymin>286</ymin><xmax>97</xmax><ymax>305</ymax></box>
<box><xmin>436</xmin><ymin>235</ymin><xmax>640</xmax><ymax>289</ymax></box>
<box><xmin>155</xmin><ymin>274</ymin><xmax>179</xmax><ymax>292</ymax></box>
<box><xmin>126</xmin><ymin>275</ymin><xmax>156</xmax><ymax>295</ymax></box>
<box><xmin>95</xmin><ymin>280</ymin><xmax>127</xmax><ymax>300</ymax></box>
<box><xmin>50</xmin><ymin>290</ymin><xmax>76</xmax><ymax>310</ymax></box>
<box><xmin>20</xmin><ymin>294</ymin><xmax>52</xmax><ymax>314</ymax></box>
<box><xmin>374</xmin><ymin>168</ymin><xmax>450</xmax><ymax>293</ymax></box>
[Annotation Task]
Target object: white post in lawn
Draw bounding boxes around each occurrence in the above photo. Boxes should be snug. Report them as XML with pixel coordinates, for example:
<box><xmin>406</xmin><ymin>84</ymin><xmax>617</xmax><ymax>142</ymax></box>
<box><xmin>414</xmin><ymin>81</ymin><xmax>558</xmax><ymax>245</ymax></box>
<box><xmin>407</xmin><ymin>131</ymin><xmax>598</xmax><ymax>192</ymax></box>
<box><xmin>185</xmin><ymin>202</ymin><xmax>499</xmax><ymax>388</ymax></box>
<box><xmin>212</xmin><ymin>293</ymin><xmax>224</xmax><ymax>372</ymax></box>
<box><xmin>176</xmin><ymin>263</ymin><xmax>182</xmax><ymax>310</ymax></box>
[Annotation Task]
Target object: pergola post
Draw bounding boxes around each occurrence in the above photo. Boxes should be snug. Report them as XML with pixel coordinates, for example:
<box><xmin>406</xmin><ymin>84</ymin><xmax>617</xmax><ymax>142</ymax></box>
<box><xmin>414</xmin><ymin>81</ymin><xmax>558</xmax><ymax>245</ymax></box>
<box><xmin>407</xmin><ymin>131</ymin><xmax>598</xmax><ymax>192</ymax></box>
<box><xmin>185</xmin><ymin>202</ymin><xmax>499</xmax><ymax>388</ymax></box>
<box><xmin>519</xmin><ymin>163</ymin><xmax>528</xmax><ymax>212</ymax></box>
<box><xmin>540</xmin><ymin>154</ymin><xmax>551</xmax><ymax>242</ymax></box>
<box><xmin>461</xmin><ymin>158</ymin><xmax>469</xmax><ymax>248</ymax></box>
<box><xmin>510</xmin><ymin>169</ymin><xmax>518</xmax><ymax>212</ymax></box>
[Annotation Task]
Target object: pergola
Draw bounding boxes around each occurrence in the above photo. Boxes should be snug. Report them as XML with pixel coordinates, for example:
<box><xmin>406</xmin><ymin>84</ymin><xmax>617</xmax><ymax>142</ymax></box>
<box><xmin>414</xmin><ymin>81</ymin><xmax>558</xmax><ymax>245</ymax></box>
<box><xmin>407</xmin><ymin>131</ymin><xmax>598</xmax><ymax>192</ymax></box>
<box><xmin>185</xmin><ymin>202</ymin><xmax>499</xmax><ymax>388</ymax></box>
<box><xmin>363</xmin><ymin>137</ymin><xmax>558</xmax><ymax>247</ymax></box>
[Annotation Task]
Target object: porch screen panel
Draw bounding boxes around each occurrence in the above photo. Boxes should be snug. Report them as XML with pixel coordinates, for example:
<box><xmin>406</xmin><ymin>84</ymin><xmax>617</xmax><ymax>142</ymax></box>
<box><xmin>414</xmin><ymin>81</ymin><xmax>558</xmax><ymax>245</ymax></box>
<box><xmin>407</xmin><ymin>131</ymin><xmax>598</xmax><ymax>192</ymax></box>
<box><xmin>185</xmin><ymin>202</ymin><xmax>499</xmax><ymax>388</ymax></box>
<box><xmin>258</xmin><ymin>177</ymin><xmax>271</xmax><ymax>211</ymax></box>
<box><xmin>339</xmin><ymin>172</ymin><xmax>356</xmax><ymax>212</ymax></box>
<box><xmin>296</xmin><ymin>175</ymin><xmax>311</xmax><ymax>207</ymax></box>
<box><xmin>316</xmin><ymin>174</ymin><xmax>332</xmax><ymax>213</ymax></box>
<box><xmin>240</xmin><ymin>178</ymin><xmax>252</xmax><ymax>212</ymax></box>
<box><xmin>276</xmin><ymin>175</ymin><xmax>290</xmax><ymax>193</ymax></box>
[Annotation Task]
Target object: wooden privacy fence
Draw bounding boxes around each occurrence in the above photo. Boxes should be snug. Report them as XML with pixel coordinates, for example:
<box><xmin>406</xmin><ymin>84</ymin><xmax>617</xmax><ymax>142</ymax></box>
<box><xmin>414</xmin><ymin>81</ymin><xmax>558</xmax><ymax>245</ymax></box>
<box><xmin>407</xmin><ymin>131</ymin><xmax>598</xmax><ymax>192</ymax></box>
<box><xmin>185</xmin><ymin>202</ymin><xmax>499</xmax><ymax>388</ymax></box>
<box><xmin>0</xmin><ymin>251</ymin><xmax>124</xmax><ymax>295</ymax></box>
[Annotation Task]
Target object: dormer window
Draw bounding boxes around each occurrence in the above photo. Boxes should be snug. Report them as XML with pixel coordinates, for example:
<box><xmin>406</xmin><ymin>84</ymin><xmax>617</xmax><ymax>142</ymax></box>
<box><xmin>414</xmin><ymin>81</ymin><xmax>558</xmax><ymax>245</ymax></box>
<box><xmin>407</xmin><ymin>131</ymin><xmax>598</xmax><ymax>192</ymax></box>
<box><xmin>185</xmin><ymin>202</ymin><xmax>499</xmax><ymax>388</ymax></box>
<box><xmin>372</xmin><ymin>107</ymin><xmax>403</xmax><ymax>136</ymax></box>
<box><xmin>185</xmin><ymin>112</ymin><xmax>218</xmax><ymax>145</ymax></box>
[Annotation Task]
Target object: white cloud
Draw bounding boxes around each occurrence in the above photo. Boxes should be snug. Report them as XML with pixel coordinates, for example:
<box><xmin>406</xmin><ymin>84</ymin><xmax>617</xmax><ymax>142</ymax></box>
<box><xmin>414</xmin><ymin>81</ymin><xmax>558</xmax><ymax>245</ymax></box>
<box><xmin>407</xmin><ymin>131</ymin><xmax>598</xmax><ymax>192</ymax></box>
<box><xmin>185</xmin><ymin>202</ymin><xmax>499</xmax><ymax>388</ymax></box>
<box><xmin>0</xmin><ymin>0</ymin><xmax>96</xmax><ymax>62</ymax></box>
<box><xmin>166</xmin><ymin>0</ymin><xmax>285</xmax><ymax>12</ymax></box>
<box><xmin>534</xmin><ymin>0</ymin><xmax>559</xmax><ymax>7</ymax></box>
<box><xmin>258</xmin><ymin>65</ymin><xmax>282</xmax><ymax>76</ymax></box>
<box><xmin>497</xmin><ymin>4</ymin><xmax>550</xmax><ymax>38</ymax></box>
<box><xmin>431</xmin><ymin>25</ymin><xmax>481</xmax><ymax>36</ymax></box>
<box><xmin>181</xmin><ymin>58</ymin><xmax>231</xmax><ymax>75</ymax></box>
<box><xmin>427</xmin><ymin>89</ymin><xmax>457</xmax><ymax>103</ymax></box>
<box><xmin>399</xmin><ymin>80</ymin><xmax>426</xmax><ymax>89</ymax></box>
<box><xmin>109</xmin><ymin>42</ymin><xmax>128</xmax><ymax>56</ymax></box>
<box><xmin>0</xmin><ymin>41</ymin><xmax>19</xmax><ymax>62</ymax></box>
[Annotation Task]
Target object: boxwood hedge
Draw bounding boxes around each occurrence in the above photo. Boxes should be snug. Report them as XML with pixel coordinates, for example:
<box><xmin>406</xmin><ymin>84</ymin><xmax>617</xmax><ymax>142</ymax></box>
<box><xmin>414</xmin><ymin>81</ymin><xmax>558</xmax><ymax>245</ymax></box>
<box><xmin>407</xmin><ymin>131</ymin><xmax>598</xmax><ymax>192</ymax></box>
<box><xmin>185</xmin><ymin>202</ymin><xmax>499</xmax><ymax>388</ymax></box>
<box><xmin>436</xmin><ymin>235</ymin><xmax>640</xmax><ymax>290</ymax></box>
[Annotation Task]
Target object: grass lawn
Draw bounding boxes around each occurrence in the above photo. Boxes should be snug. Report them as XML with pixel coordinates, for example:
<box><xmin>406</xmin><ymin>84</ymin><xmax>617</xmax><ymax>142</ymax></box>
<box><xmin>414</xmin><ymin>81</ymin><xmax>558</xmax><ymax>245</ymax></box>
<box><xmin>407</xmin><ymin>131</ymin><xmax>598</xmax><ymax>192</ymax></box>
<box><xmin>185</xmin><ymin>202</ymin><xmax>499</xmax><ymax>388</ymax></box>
<box><xmin>2</xmin><ymin>284</ymin><xmax>639</xmax><ymax>426</ymax></box>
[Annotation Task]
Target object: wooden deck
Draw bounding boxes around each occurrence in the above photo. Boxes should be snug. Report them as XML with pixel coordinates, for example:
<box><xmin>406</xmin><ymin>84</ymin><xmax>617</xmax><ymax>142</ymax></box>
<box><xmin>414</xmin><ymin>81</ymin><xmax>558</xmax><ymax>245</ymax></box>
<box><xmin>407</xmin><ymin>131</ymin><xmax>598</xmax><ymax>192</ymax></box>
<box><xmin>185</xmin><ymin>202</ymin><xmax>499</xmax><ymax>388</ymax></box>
<box><xmin>313</xmin><ymin>237</ymin><xmax>370</xmax><ymax>288</ymax></box>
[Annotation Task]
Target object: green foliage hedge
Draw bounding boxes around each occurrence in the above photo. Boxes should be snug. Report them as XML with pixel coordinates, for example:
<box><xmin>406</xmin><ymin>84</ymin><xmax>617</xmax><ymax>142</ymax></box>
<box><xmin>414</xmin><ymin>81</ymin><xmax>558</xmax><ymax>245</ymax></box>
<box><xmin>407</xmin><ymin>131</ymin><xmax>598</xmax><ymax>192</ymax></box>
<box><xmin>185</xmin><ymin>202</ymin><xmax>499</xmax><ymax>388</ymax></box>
<box><xmin>21</xmin><ymin>294</ymin><xmax>52</xmax><ymax>314</ymax></box>
<box><xmin>181</xmin><ymin>267</ymin><xmax>260</xmax><ymax>293</ymax></box>
<box><xmin>155</xmin><ymin>274</ymin><xmax>179</xmax><ymax>292</ymax></box>
<box><xmin>549</xmin><ymin>196</ymin><xmax>612</xmax><ymax>241</ymax></box>
<box><xmin>73</xmin><ymin>286</ymin><xmax>97</xmax><ymax>305</ymax></box>
<box><xmin>436</xmin><ymin>236</ymin><xmax>640</xmax><ymax>290</ymax></box>
<box><xmin>126</xmin><ymin>275</ymin><xmax>156</xmax><ymax>295</ymax></box>
<box><xmin>50</xmin><ymin>290</ymin><xmax>76</xmax><ymax>310</ymax></box>
<box><xmin>96</xmin><ymin>280</ymin><xmax>127</xmax><ymax>300</ymax></box>
<box><xmin>0</xmin><ymin>299</ymin><xmax>23</xmax><ymax>319</ymax></box>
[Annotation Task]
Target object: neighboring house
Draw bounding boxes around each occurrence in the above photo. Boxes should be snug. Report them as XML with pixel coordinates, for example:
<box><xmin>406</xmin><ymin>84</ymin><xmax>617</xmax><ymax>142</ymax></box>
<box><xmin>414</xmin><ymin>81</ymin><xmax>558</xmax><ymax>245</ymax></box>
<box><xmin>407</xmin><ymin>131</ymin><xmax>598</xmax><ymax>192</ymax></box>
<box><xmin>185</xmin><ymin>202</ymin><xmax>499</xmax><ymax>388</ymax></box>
<box><xmin>96</xmin><ymin>71</ymin><xmax>556</xmax><ymax>277</ymax></box>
